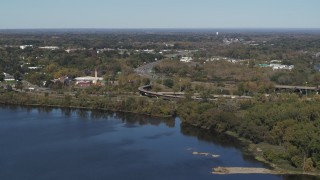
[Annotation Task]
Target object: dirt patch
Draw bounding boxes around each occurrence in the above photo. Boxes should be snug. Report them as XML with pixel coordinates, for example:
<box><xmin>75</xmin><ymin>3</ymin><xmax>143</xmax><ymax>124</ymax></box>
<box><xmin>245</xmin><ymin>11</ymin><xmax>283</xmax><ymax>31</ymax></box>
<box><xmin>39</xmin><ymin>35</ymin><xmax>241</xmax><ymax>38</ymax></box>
<box><xmin>212</xmin><ymin>167</ymin><xmax>282</xmax><ymax>175</ymax></box>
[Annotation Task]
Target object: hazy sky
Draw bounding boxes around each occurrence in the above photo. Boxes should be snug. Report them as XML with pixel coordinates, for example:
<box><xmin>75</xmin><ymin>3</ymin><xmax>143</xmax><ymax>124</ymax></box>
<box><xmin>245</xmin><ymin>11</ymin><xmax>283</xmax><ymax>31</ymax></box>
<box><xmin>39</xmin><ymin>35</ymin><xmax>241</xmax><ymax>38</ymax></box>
<box><xmin>0</xmin><ymin>0</ymin><xmax>319</xmax><ymax>29</ymax></box>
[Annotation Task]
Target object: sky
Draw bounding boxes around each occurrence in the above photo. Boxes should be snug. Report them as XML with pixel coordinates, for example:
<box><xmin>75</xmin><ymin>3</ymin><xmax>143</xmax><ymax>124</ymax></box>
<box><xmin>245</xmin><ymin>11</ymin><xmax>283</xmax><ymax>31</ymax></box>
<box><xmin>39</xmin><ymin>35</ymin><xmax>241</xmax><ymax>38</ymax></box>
<box><xmin>0</xmin><ymin>0</ymin><xmax>319</xmax><ymax>29</ymax></box>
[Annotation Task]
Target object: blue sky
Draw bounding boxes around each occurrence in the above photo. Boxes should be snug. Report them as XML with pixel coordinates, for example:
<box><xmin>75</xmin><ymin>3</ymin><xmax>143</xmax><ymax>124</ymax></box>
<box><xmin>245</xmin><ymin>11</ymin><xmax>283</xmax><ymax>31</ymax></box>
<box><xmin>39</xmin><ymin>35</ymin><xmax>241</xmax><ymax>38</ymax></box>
<box><xmin>0</xmin><ymin>0</ymin><xmax>319</xmax><ymax>29</ymax></box>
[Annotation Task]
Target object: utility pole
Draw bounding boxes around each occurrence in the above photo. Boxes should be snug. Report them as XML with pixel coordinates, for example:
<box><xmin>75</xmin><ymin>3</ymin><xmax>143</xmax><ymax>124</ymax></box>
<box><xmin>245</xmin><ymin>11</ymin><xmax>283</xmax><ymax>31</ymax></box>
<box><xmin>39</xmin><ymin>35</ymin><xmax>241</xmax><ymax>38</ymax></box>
<box><xmin>161</xmin><ymin>75</ymin><xmax>163</xmax><ymax>86</ymax></box>
<box><xmin>306</xmin><ymin>82</ymin><xmax>308</xmax><ymax>98</ymax></box>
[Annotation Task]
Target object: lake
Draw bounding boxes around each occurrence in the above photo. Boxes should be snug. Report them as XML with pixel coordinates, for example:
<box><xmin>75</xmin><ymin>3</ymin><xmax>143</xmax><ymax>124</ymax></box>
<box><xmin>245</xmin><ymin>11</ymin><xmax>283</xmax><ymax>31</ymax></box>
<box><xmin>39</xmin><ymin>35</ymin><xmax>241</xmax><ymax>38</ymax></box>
<box><xmin>0</xmin><ymin>106</ymin><xmax>316</xmax><ymax>180</ymax></box>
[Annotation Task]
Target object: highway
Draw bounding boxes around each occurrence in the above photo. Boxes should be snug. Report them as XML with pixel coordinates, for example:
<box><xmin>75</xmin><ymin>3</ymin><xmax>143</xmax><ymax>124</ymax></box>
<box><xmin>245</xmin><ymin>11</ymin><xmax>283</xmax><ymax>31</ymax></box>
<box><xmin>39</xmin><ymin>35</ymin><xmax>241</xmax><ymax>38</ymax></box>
<box><xmin>274</xmin><ymin>85</ymin><xmax>318</xmax><ymax>91</ymax></box>
<box><xmin>134</xmin><ymin>60</ymin><xmax>164</xmax><ymax>79</ymax></box>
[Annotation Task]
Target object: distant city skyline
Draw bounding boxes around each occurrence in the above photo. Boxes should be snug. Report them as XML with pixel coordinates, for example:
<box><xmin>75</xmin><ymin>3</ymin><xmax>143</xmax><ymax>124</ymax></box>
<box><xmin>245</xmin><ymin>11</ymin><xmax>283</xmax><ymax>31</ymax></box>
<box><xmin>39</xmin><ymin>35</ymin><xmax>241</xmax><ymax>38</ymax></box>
<box><xmin>0</xmin><ymin>0</ymin><xmax>319</xmax><ymax>29</ymax></box>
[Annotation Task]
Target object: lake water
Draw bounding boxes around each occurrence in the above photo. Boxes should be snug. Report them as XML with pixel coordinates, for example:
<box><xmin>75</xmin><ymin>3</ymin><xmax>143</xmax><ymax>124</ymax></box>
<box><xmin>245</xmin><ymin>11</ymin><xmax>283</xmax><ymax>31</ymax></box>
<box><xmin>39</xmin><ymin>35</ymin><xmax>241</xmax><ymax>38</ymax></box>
<box><xmin>0</xmin><ymin>106</ymin><xmax>316</xmax><ymax>180</ymax></box>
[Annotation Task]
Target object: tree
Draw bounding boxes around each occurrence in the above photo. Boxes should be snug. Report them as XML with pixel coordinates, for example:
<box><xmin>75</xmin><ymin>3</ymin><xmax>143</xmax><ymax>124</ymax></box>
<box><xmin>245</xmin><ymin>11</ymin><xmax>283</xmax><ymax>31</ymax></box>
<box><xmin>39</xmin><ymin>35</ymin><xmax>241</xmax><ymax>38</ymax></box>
<box><xmin>15</xmin><ymin>81</ymin><xmax>24</xmax><ymax>91</ymax></box>
<box><xmin>63</xmin><ymin>94</ymin><xmax>72</xmax><ymax>106</ymax></box>
<box><xmin>200</xmin><ymin>90</ymin><xmax>212</xmax><ymax>102</ymax></box>
<box><xmin>248</xmin><ymin>60</ymin><xmax>255</xmax><ymax>68</ymax></box>
<box><xmin>312</xmin><ymin>73</ymin><xmax>320</xmax><ymax>85</ymax></box>
<box><xmin>163</xmin><ymin>79</ymin><xmax>174</xmax><ymax>88</ymax></box>
<box><xmin>44</xmin><ymin>80</ymin><xmax>54</xmax><ymax>87</ymax></box>
<box><xmin>270</xmin><ymin>119</ymin><xmax>295</xmax><ymax>145</ymax></box>
<box><xmin>14</xmin><ymin>71</ymin><xmax>22</xmax><ymax>81</ymax></box>
<box><xmin>5</xmin><ymin>84</ymin><xmax>12</xmax><ymax>92</ymax></box>
<box><xmin>0</xmin><ymin>72</ymin><xmax>4</xmax><ymax>81</ymax></box>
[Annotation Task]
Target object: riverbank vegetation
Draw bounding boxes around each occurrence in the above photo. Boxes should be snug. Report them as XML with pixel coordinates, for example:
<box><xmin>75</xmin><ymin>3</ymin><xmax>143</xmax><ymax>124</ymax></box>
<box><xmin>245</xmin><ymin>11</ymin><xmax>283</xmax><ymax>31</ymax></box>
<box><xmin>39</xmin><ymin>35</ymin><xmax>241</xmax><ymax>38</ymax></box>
<box><xmin>0</xmin><ymin>91</ymin><xmax>175</xmax><ymax>117</ymax></box>
<box><xmin>178</xmin><ymin>94</ymin><xmax>320</xmax><ymax>173</ymax></box>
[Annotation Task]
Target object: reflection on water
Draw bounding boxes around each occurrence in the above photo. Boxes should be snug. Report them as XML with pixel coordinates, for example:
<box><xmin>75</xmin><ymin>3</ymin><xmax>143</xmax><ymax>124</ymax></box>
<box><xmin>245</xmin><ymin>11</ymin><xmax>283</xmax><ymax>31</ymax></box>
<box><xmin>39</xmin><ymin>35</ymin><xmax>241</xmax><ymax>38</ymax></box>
<box><xmin>61</xmin><ymin>107</ymin><xmax>72</xmax><ymax>117</ymax></box>
<box><xmin>181</xmin><ymin>122</ymin><xmax>242</xmax><ymax>148</ymax></box>
<box><xmin>59</xmin><ymin>107</ymin><xmax>176</xmax><ymax>128</ymax></box>
<box><xmin>284</xmin><ymin>175</ymin><xmax>320</xmax><ymax>180</ymax></box>
<box><xmin>0</xmin><ymin>105</ymin><xmax>176</xmax><ymax>128</ymax></box>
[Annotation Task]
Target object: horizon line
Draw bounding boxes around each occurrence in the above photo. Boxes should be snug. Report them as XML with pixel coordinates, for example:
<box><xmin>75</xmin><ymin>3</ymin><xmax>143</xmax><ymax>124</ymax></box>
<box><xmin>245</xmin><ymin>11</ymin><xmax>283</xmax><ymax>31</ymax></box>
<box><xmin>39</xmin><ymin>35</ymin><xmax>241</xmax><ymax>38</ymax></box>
<box><xmin>1</xmin><ymin>27</ymin><xmax>320</xmax><ymax>30</ymax></box>
<box><xmin>1</xmin><ymin>28</ymin><xmax>320</xmax><ymax>34</ymax></box>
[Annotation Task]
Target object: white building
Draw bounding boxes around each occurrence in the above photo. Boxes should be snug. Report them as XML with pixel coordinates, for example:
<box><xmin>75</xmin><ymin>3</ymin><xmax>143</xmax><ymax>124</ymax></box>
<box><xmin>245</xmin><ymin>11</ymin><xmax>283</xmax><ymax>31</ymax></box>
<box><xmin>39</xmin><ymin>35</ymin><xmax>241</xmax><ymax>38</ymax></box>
<box><xmin>270</xmin><ymin>60</ymin><xmax>282</xmax><ymax>63</ymax></box>
<box><xmin>269</xmin><ymin>64</ymin><xmax>294</xmax><ymax>71</ymax></box>
<box><xmin>206</xmin><ymin>57</ymin><xmax>238</xmax><ymax>63</ymax></box>
<box><xmin>180</xmin><ymin>57</ymin><xmax>193</xmax><ymax>62</ymax></box>
<box><xmin>28</xmin><ymin>67</ymin><xmax>40</xmax><ymax>70</ymax></box>
<box><xmin>3</xmin><ymin>73</ymin><xmax>15</xmax><ymax>81</ymax></box>
<box><xmin>39</xmin><ymin>46</ymin><xmax>59</xmax><ymax>50</ymax></box>
<box><xmin>74</xmin><ymin>70</ymin><xmax>103</xmax><ymax>85</ymax></box>
<box><xmin>70</xmin><ymin>48</ymin><xmax>86</xmax><ymax>53</ymax></box>
<box><xmin>143</xmin><ymin>49</ymin><xmax>154</xmax><ymax>53</ymax></box>
<box><xmin>20</xmin><ymin>45</ymin><xmax>33</xmax><ymax>50</ymax></box>
<box><xmin>96</xmin><ymin>48</ymin><xmax>115</xmax><ymax>54</ymax></box>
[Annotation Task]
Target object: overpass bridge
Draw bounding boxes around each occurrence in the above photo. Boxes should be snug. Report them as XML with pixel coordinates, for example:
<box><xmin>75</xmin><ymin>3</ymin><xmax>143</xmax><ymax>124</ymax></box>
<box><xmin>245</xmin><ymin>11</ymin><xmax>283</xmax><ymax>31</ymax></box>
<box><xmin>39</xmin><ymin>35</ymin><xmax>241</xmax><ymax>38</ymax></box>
<box><xmin>274</xmin><ymin>85</ymin><xmax>319</xmax><ymax>93</ymax></box>
<box><xmin>138</xmin><ymin>85</ymin><xmax>252</xmax><ymax>100</ymax></box>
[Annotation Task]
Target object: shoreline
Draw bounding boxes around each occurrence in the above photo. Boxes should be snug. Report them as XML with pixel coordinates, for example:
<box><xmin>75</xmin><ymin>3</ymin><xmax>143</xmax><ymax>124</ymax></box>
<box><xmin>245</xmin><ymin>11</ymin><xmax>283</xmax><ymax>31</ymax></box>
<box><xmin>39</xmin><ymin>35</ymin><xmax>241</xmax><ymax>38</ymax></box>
<box><xmin>212</xmin><ymin>167</ymin><xmax>281</xmax><ymax>175</ymax></box>
<box><xmin>212</xmin><ymin>166</ymin><xmax>320</xmax><ymax>176</ymax></box>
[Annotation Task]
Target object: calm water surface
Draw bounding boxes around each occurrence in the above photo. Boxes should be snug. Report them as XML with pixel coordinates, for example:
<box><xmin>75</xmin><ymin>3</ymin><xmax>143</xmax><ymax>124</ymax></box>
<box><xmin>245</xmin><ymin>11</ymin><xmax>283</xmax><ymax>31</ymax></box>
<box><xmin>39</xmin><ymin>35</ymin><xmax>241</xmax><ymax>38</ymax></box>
<box><xmin>0</xmin><ymin>106</ymin><xmax>316</xmax><ymax>180</ymax></box>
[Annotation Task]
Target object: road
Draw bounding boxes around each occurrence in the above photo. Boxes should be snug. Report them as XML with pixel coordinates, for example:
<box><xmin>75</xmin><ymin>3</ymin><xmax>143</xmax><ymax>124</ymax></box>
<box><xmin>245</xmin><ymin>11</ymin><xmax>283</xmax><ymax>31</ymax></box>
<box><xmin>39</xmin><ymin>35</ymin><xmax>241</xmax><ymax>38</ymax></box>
<box><xmin>134</xmin><ymin>59</ymin><xmax>164</xmax><ymax>79</ymax></box>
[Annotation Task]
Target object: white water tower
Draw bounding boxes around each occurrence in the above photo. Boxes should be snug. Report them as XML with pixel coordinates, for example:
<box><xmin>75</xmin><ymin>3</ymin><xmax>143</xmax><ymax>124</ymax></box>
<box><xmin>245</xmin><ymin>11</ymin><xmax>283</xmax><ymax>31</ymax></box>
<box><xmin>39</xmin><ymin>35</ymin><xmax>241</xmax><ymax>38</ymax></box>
<box><xmin>216</xmin><ymin>32</ymin><xmax>219</xmax><ymax>36</ymax></box>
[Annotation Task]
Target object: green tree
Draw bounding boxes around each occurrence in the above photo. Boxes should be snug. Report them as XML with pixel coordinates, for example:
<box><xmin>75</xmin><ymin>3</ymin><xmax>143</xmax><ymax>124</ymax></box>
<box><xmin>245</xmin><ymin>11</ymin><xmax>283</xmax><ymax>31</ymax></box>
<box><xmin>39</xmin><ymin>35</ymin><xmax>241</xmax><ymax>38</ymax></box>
<box><xmin>15</xmin><ymin>81</ymin><xmax>24</xmax><ymax>91</ymax></box>
<box><xmin>63</xmin><ymin>94</ymin><xmax>72</xmax><ymax>106</ymax></box>
<box><xmin>163</xmin><ymin>79</ymin><xmax>174</xmax><ymax>88</ymax></box>
<box><xmin>0</xmin><ymin>72</ymin><xmax>4</xmax><ymax>81</ymax></box>
<box><xmin>14</xmin><ymin>71</ymin><xmax>22</xmax><ymax>81</ymax></box>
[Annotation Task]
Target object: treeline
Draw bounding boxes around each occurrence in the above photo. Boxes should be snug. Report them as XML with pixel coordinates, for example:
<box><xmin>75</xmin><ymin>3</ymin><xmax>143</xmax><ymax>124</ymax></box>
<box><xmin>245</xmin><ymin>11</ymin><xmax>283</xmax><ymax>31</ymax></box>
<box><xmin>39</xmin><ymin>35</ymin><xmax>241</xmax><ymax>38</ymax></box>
<box><xmin>0</xmin><ymin>32</ymin><xmax>221</xmax><ymax>48</ymax></box>
<box><xmin>177</xmin><ymin>99</ymin><xmax>243</xmax><ymax>133</ymax></box>
<box><xmin>0</xmin><ymin>92</ymin><xmax>176</xmax><ymax>117</ymax></box>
